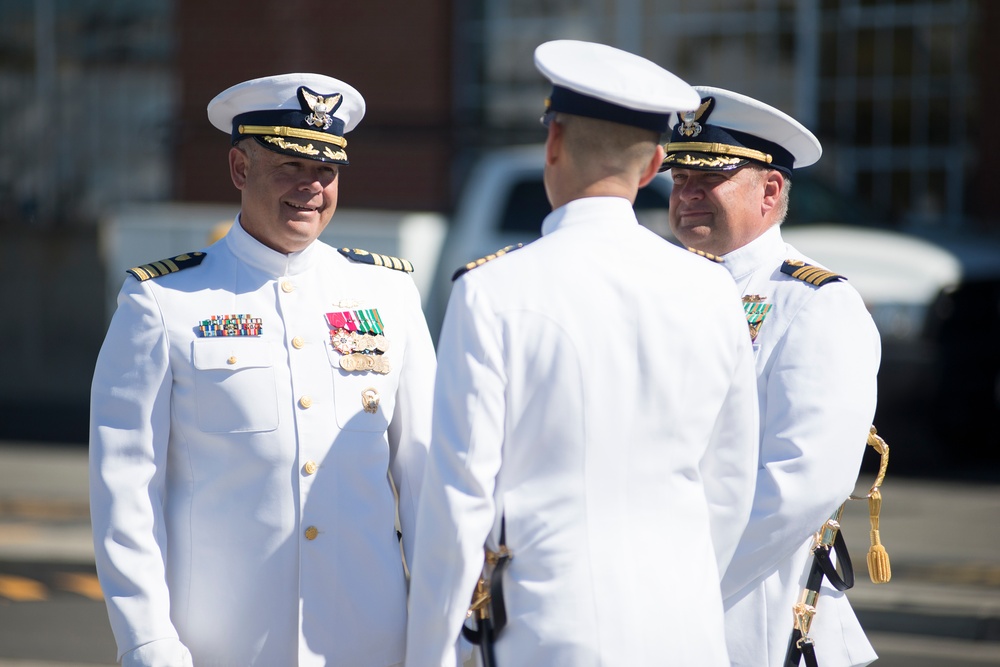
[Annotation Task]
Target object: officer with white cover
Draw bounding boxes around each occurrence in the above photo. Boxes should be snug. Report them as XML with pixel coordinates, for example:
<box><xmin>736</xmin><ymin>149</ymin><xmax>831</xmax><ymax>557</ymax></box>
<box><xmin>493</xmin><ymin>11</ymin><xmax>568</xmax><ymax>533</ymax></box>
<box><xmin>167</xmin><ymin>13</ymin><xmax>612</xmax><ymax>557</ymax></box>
<box><xmin>404</xmin><ymin>41</ymin><xmax>759</xmax><ymax>667</ymax></box>
<box><xmin>663</xmin><ymin>87</ymin><xmax>881</xmax><ymax>666</ymax></box>
<box><xmin>89</xmin><ymin>73</ymin><xmax>436</xmax><ymax>666</ymax></box>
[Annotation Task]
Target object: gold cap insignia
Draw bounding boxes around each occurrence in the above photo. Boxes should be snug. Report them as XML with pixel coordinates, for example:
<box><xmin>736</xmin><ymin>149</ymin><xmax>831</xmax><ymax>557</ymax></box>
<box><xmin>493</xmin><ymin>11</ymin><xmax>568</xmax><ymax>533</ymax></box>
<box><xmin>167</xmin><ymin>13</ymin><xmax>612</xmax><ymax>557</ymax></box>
<box><xmin>677</xmin><ymin>98</ymin><xmax>714</xmax><ymax>138</ymax></box>
<box><xmin>299</xmin><ymin>87</ymin><xmax>342</xmax><ymax>131</ymax></box>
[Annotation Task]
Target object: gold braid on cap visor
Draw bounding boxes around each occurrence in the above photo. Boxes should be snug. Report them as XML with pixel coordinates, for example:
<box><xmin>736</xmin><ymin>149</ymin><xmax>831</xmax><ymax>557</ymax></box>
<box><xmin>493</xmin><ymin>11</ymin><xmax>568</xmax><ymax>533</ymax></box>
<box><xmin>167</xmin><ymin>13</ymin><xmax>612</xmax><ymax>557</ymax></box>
<box><xmin>664</xmin><ymin>141</ymin><xmax>771</xmax><ymax>164</ymax></box>
<box><xmin>238</xmin><ymin>124</ymin><xmax>347</xmax><ymax>148</ymax></box>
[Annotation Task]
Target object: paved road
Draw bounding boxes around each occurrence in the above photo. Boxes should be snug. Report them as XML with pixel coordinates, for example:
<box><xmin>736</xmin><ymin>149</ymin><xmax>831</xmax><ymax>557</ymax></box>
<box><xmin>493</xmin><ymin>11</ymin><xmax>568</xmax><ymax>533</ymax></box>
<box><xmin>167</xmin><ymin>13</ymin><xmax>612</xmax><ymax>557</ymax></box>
<box><xmin>1</xmin><ymin>442</ymin><xmax>998</xmax><ymax>666</ymax></box>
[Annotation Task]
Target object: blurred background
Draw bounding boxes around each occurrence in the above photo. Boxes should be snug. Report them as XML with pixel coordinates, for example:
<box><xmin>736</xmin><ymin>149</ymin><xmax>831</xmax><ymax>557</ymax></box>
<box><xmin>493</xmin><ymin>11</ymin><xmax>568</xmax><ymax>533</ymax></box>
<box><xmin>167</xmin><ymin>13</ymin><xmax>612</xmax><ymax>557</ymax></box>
<box><xmin>0</xmin><ymin>1</ymin><xmax>998</xmax><ymax>664</ymax></box>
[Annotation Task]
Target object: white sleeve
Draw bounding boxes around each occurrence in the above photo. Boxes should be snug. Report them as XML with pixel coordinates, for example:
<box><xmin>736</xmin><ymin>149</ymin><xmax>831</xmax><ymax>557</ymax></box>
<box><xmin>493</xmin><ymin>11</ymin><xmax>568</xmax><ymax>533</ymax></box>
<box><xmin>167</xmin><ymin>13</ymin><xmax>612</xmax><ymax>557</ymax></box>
<box><xmin>388</xmin><ymin>277</ymin><xmax>438</xmax><ymax>568</ymax></box>
<box><xmin>405</xmin><ymin>277</ymin><xmax>506</xmax><ymax>667</ymax></box>
<box><xmin>701</xmin><ymin>310</ymin><xmax>761</xmax><ymax>577</ymax></box>
<box><xmin>721</xmin><ymin>285</ymin><xmax>881</xmax><ymax>598</ymax></box>
<box><xmin>89</xmin><ymin>279</ymin><xmax>185</xmax><ymax>660</ymax></box>
<box><xmin>121</xmin><ymin>638</ymin><xmax>193</xmax><ymax>667</ymax></box>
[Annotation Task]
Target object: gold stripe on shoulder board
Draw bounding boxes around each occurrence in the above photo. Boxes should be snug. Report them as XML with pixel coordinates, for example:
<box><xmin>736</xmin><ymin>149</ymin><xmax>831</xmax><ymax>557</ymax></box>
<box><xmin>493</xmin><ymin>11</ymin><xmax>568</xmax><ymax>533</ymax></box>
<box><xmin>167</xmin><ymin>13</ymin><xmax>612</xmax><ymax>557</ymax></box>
<box><xmin>338</xmin><ymin>247</ymin><xmax>414</xmax><ymax>273</ymax></box>
<box><xmin>451</xmin><ymin>243</ymin><xmax>525</xmax><ymax>281</ymax></box>
<box><xmin>126</xmin><ymin>252</ymin><xmax>207</xmax><ymax>282</ymax></box>
<box><xmin>780</xmin><ymin>259</ymin><xmax>846</xmax><ymax>287</ymax></box>
<box><xmin>687</xmin><ymin>247</ymin><xmax>723</xmax><ymax>263</ymax></box>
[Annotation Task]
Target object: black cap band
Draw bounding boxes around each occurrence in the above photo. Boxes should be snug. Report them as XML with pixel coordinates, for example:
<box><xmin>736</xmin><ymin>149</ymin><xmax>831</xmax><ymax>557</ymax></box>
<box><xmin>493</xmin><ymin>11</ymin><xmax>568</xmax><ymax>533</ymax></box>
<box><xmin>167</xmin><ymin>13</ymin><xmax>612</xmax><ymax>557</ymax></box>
<box><xmin>231</xmin><ymin>109</ymin><xmax>346</xmax><ymax>146</ymax></box>
<box><xmin>548</xmin><ymin>86</ymin><xmax>671</xmax><ymax>133</ymax></box>
<box><xmin>667</xmin><ymin>122</ymin><xmax>796</xmax><ymax>174</ymax></box>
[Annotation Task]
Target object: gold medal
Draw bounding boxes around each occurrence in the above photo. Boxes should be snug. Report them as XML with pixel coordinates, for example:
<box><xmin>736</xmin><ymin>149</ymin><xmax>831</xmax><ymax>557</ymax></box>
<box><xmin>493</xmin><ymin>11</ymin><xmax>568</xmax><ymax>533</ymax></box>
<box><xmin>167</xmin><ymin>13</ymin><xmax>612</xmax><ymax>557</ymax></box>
<box><xmin>358</xmin><ymin>334</ymin><xmax>376</xmax><ymax>352</ymax></box>
<box><xmin>340</xmin><ymin>354</ymin><xmax>358</xmax><ymax>372</ymax></box>
<box><xmin>374</xmin><ymin>334</ymin><xmax>389</xmax><ymax>352</ymax></box>
<box><xmin>330</xmin><ymin>328</ymin><xmax>356</xmax><ymax>355</ymax></box>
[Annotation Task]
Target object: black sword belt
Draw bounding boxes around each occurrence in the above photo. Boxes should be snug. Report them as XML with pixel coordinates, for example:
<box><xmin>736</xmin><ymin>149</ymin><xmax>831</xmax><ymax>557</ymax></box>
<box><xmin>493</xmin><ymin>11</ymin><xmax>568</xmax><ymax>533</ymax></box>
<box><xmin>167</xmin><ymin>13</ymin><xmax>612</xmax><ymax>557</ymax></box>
<box><xmin>783</xmin><ymin>504</ymin><xmax>855</xmax><ymax>667</ymax></box>
<box><xmin>462</xmin><ymin>517</ymin><xmax>512</xmax><ymax>667</ymax></box>
<box><xmin>784</xmin><ymin>426</ymin><xmax>892</xmax><ymax>667</ymax></box>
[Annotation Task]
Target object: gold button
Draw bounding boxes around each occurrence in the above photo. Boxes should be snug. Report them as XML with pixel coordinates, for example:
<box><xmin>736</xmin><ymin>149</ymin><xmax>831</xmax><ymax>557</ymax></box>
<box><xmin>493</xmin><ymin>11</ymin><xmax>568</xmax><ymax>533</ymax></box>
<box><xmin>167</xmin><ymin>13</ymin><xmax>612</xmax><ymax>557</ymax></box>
<box><xmin>281</xmin><ymin>281</ymin><xmax>294</xmax><ymax>293</ymax></box>
<box><xmin>227</xmin><ymin>356</ymin><xmax>237</xmax><ymax>365</ymax></box>
<box><xmin>299</xmin><ymin>396</ymin><xmax>313</xmax><ymax>409</ymax></box>
<box><xmin>303</xmin><ymin>461</ymin><xmax>318</xmax><ymax>475</ymax></box>
<box><xmin>304</xmin><ymin>526</ymin><xmax>319</xmax><ymax>540</ymax></box>
<box><xmin>292</xmin><ymin>336</ymin><xmax>305</xmax><ymax>349</ymax></box>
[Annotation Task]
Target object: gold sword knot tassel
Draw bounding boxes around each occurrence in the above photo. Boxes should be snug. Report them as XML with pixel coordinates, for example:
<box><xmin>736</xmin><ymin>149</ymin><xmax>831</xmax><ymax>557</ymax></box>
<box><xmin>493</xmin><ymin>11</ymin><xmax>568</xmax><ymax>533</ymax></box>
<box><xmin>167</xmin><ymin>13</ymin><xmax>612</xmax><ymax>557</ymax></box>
<box><xmin>851</xmin><ymin>426</ymin><xmax>892</xmax><ymax>584</ymax></box>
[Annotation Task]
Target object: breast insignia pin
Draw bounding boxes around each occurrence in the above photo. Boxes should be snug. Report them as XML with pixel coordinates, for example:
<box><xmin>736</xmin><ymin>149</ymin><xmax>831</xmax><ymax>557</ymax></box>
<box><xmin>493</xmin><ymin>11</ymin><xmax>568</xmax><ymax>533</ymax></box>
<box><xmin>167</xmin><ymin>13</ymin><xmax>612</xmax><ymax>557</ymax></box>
<box><xmin>361</xmin><ymin>388</ymin><xmax>380</xmax><ymax>414</ymax></box>
<box><xmin>742</xmin><ymin>295</ymin><xmax>772</xmax><ymax>342</ymax></box>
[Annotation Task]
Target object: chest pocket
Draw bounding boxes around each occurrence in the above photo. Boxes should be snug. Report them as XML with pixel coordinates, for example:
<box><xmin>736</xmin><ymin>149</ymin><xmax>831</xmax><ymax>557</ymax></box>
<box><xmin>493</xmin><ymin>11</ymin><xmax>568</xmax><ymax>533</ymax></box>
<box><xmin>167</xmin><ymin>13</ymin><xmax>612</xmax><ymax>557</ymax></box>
<box><xmin>327</xmin><ymin>344</ymin><xmax>396</xmax><ymax>433</ymax></box>
<box><xmin>192</xmin><ymin>338</ymin><xmax>278</xmax><ymax>433</ymax></box>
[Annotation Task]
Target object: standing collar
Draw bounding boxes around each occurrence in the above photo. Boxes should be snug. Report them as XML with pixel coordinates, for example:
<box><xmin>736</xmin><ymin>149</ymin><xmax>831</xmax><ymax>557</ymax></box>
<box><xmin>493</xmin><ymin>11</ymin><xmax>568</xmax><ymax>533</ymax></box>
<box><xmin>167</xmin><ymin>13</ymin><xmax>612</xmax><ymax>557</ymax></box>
<box><xmin>225</xmin><ymin>214</ymin><xmax>323</xmax><ymax>276</ymax></box>
<box><xmin>541</xmin><ymin>196</ymin><xmax>637</xmax><ymax>236</ymax></box>
<box><xmin>720</xmin><ymin>224</ymin><xmax>785</xmax><ymax>280</ymax></box>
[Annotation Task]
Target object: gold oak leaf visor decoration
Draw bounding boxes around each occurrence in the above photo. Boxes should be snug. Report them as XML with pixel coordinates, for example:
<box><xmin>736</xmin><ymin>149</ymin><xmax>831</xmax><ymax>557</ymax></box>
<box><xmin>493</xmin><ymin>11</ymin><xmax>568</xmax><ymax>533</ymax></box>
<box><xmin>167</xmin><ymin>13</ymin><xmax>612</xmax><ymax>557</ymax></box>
<box><xmin>232</xmin><ymin>86</ymin><xmax>350</xmax><ymax>164</ymax></box>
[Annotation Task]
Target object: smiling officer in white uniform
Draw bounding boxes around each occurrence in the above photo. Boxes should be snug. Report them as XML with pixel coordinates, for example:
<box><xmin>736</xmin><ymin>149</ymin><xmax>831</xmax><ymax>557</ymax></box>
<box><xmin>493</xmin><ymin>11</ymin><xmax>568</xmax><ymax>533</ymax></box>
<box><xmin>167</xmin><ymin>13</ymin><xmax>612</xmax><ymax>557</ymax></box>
<box><xmin>89</xmin><ymin>73</ymin><xmax>436</xmax><ymax>667</ymax></box>
<box><xmin>403</xmin><ymin>41</ymin><xmax>760</xmax><ymax>667</ymax></box>
<box><xmin>663</xmin><ymin>87</ymin><xmax>881</xmax><ymax>667</ymax></box>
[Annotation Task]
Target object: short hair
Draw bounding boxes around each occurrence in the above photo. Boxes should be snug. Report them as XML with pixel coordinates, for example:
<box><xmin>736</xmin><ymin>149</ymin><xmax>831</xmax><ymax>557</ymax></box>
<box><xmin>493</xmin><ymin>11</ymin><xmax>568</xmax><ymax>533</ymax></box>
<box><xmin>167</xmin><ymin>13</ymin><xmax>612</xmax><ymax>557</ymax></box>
<box><xmin>555</xmin><ymin>112</ymin><xmax>660</xmax><ymax>182</ymax></box>
<box><xmin>745</xmin><ymin>163</ymin><xmax>792</xmax><ymax>225</ymax></box>
<box><xmin>237</xmin><ymin>137</ymin><xmax>262</xmax><ymax>158</ymax></box>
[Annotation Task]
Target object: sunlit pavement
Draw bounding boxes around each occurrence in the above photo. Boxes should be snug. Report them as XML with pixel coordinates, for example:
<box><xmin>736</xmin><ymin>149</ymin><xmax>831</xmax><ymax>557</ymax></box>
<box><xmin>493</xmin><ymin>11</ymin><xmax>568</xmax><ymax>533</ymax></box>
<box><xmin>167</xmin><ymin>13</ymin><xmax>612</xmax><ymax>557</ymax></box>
<box><xmin>1</xmin><ymin>442</ymin><xmax>998</xmax><ymax>666</ymax></box>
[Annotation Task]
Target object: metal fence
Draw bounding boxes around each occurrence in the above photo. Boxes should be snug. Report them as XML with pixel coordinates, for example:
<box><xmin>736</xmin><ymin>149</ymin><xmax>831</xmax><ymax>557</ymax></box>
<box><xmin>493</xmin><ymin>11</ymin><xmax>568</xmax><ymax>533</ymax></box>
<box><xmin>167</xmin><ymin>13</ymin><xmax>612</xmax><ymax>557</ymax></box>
<box><xmin>0</xmin><ymin>0</ymin><xmax>176</xmax><ymax>228</ymax></box>
<box><xmin>458</xmin><ymin>0</ymin><xmax>977</xmax><ymax>227</ymax></box>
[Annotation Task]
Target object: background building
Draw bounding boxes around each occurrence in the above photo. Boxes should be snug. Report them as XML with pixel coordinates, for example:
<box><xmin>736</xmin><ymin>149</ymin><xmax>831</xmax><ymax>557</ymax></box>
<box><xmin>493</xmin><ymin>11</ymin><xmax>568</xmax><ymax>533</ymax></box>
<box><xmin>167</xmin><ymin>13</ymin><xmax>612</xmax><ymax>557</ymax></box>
<box><xmin>0</xmin><ymin>0</ymin><xmax>995</xmax><ymax>449</ymax></box>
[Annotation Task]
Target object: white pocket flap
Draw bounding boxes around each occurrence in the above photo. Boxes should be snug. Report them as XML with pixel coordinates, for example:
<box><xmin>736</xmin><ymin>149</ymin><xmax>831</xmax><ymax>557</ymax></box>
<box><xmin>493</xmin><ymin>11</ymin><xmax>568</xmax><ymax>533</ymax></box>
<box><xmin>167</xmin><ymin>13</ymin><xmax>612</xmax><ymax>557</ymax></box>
<box><xmin>192</xmin><ymin>337</ymin><xmax>273</xmax><ymax>371</ymax></box>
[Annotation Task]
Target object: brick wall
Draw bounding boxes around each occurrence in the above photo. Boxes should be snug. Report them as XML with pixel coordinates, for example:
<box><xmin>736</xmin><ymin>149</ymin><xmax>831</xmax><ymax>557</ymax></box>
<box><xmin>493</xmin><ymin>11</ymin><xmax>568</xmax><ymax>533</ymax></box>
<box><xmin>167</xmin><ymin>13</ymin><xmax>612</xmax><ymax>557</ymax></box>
<box><xmin>173</xmin><ymin>0</ymin><xmax>455</xmax><ymax>211</ymax></box>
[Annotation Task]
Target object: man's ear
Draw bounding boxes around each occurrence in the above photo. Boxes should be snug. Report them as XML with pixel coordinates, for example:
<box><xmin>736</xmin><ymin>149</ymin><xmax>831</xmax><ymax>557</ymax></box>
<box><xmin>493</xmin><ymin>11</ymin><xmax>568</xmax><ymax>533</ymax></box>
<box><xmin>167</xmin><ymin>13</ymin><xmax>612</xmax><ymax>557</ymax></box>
<box><xmin>229</xmin><ymin>146</ymin><xmax>249</xmax><ymax>190</ymax></box>
<box><xmin>545</xmin><ymin>118</ymin><xmax>564</xmax><ymax>166</ymax></box>
<box><xmin>762</xmin><ymin>170</ymin><xmax>784</xmax><ymax>214</ymax></box>
<box><xmin>638</xmin><ymin>144</ymin><xmax>666</xmax><ymax>189</ymax></box>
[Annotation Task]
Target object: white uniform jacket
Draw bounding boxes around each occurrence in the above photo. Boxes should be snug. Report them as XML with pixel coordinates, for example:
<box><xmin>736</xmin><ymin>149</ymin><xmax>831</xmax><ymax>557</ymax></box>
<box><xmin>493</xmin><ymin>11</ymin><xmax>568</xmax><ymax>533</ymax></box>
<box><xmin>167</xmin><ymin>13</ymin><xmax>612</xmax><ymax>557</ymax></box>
<box><xmin>90</xmin><ymin>218</ymin><xmax>436</xmax><ymax>666</ymax></box>
<box><xmin>404</xmin><ymin>197</ymin><xmax>760</xmax><ymax>667</ymax></box>
<box><xmin>719</xmin><ymin>225</ymin><xmax>881</xmax><ymax>667</ymax></box>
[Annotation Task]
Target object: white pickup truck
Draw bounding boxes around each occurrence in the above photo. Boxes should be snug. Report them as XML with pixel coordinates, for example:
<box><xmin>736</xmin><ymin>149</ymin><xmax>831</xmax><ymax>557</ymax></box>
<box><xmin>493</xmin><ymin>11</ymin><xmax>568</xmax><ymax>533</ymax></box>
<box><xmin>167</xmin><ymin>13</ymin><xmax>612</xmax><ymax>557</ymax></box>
<box><xmin>425</xmin><ymin>144</ymin><xmax>962</xmax><ymax>344</ymax></box>
<box><xmin>424</xmin><ymin>144</ymin><xmax>678</xmax><ymax>338</ymax></box>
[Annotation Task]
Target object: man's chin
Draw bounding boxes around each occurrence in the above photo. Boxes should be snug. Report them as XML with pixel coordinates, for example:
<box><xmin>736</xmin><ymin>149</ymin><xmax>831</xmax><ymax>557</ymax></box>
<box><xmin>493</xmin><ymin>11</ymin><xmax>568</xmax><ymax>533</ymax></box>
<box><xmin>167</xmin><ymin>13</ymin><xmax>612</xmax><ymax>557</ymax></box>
<box><xmin>673</xmin><ymin>225</ymin><xmax>714</xmax><ymax>249</ymax></box>
<box><xmin>285</xmin><ymin>215</ymin><xmax>331</xmax><ymax>241</ymax></box>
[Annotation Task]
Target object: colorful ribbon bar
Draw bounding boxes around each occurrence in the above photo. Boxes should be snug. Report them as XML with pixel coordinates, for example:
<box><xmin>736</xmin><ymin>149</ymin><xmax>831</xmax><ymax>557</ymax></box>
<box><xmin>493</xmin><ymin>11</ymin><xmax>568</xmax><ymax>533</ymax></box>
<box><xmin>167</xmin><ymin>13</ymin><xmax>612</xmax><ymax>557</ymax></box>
<box><xmin>743</xmin><ymin>301</ymin><xmax>772</xmax><ymax>324</ymax></box>
<box><xmin>325</xmin><ymin>309</ymin><xmax>384</xmax><ymax>334</ymax></box>
<box><xmin>198</xmin><ymin>314</ymin><xmax>263</xmax><ymax>337</ymax></box>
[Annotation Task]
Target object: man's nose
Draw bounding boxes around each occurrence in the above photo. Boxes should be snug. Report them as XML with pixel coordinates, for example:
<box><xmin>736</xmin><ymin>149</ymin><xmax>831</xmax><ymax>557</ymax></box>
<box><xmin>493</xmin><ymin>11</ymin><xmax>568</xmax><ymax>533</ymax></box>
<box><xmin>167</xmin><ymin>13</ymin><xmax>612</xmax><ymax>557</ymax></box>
<box><xmin>299</xmin><ymin>172</ymin><xmax>324</xmax><ymax>191</ymax></box>
<box><xmin>676</xmin><ymin>180</ymin><xmax>702</xmax><ymax>200</ymax></box>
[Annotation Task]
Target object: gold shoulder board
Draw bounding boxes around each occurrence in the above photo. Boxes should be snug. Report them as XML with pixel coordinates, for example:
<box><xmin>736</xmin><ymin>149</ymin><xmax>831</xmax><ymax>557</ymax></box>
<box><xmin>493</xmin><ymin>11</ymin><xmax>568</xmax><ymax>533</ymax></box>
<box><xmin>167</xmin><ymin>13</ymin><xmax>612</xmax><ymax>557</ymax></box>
<box><xmin>688</xmin><ymin>247</ymin><xmax>723</xmax><ymax>263</ymax></box>
<box><xmin>338</xmin><ymin>247</ymin><xmax>414</xmax><ymax>273</ymax></box>
<box><xmin>780</xmin><ymin>259</ymin><xmax>846</xmax><ymax>286</ymax></box>
<box><xmin>127</xmin><ymin>252</ymin><xmax>207</xmax><ymax>282</ymax></box>
<box><xmin>451</xmin><ymin>244</ymin><xmax>524</xmax><ymax>281</ymax></box>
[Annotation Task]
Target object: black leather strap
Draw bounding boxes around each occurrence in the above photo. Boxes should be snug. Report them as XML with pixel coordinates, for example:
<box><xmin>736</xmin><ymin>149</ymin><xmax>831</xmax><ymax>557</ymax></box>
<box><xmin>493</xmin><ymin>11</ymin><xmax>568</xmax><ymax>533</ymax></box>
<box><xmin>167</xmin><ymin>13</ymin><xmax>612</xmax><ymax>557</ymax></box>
<box><xmin>784</xmin><ymin>531</ymin><xmax>855</xmax><ymax>666</ymax></box>
<box><xmin>785</xmin><ymin>630</ymin><xmax>819</xmax><ymax>667</ymax></box>
<box><xmin>490</xmin><ymin>517</ymin><xmax>511</xmax><ymax>633</ymax></box>
<box><xmin>815</xmin><ymin>530</ymin><xmax>855</xmax><ymax>592</ymax></box>
<box><xmin>461</xmin><ymin>516</ymin><xmax>511</xmax><ymax>645</ymax></box>
<box><xmin>799</xmin><ymin>636</ymin><xmax>820</xmax><ymax>667</ymax></box>
<box><xmin>461</xmin><ymin>619</ymin><xmax>481</xmax><ymax>644</ymax></box>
